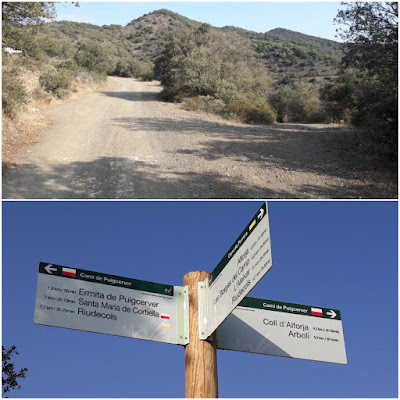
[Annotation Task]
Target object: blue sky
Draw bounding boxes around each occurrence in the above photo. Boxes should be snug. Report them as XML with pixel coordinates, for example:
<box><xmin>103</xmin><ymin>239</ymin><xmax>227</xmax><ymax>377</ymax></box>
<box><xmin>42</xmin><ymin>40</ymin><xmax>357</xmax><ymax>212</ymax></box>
<box><xmin>55</xmin><ymin>2</ymin><xmax>345</xmax><ymax>41</ymax></box>
<box><xmin>2</xmin><ymin>200</ymin><xmax>398</xmax><ymax>397</ymax></box>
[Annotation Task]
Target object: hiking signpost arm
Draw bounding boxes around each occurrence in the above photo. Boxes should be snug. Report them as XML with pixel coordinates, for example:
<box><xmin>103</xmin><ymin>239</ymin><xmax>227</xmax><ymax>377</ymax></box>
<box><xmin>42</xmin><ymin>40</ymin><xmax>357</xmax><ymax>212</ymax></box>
<box><xmin>33</xmin><ymin>202</ymin><xmax>346</xmax><ymax>398</ymax></box>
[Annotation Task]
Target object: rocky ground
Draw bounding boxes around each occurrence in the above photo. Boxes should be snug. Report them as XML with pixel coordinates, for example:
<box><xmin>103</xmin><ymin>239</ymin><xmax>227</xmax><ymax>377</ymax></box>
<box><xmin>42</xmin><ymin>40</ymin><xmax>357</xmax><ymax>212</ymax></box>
<box><xmin>3</xmin><ymin>77</ymin><xmax>397</xmax><ymax>199</ymax></box>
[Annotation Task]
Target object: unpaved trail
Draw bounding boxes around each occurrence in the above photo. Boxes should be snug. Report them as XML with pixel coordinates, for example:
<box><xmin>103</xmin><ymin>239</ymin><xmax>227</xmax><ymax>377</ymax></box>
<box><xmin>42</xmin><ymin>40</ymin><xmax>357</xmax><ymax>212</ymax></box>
<box><xmin>2</xmin><ymin>77</ymin><xmax>397</xmax><ymax>199</ymax></box>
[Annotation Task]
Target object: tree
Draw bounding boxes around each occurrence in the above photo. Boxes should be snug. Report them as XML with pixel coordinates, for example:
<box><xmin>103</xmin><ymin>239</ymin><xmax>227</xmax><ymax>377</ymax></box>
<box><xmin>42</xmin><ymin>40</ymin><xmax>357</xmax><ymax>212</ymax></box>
<box><xmin>74</xmin><ymin>42</ymin><xmax>112</xmax><ymax>75</ymax></box>
<box><xmin>334</xmin><ymin>2</ymin><xmax>398</xmax><ymax>154</ymax></box>
<box><xmin>113</xmin><ymin>58</ymin><xmax>154</xmax><ymax>80</ymax></box>
<box><xmin>2</xmin><ymin>2</ymin><xmax>79</xmax><ymax>55</ymax></box>
<box><xmin>269</xmin><ymin>83</ymin><xmax>326</xmax><ymax>123</ymax></box>
<box><xmin>154</xmin><ymin>24</ymin><xmax>270</xmax><ymax>103</ymax></box>
<box><xmin>320</xmin><ymin>72</ymin><xmax>357</xmax><ymax>123</ymax></box>
<box><xmin>2</xmin><ymin>2</ymin><xmax>56</xmax><ymax>26</ymax></box>
<box><xmin>2</xmin><ymin>2</ymin><xmax>56</xmax><ymax>54</ymax></box>
<box><xmin>335</xmin><ymin>2</ymin><xmax>398</xmax><ymax>76</ymax></box>
<box><xmin>2</xmin><ymin>345</ymin><xmax>28</xmax><ymax>395</ymax></box>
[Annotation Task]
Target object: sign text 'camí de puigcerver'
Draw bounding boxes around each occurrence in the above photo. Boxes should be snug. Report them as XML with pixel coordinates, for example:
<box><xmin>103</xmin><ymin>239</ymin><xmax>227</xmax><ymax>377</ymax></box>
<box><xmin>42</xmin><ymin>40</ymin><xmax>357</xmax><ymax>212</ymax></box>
<box><xmin>34</xmin><ymin>262</ymin><xmax>189</xmax><ymax>345</ymax></box>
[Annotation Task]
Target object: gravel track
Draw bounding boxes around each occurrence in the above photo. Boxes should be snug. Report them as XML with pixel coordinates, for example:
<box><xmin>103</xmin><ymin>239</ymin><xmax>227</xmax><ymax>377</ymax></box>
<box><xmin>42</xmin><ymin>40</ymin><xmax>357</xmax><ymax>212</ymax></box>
<box><xmin>2</xmin><ymin>77</ymin><xmax>397</xmax><ymax>199</ymax></box>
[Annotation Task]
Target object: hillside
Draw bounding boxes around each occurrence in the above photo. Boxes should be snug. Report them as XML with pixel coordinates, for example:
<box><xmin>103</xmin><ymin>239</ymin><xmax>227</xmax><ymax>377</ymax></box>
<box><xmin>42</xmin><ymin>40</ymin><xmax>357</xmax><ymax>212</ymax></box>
<box><xmin>42</xmin><ymin>10</ymin><xmax>199</xmax><ymax>62</ymax></box>
<box><xmin>41</xmin><ymin>9</ymin><xmax>342</xmax><ymax>85</ymax></box>
<box><xmin>3</xmin><ymin>4</ymin><xmax>396</xmax><ymax>180</ymax></box>
<box><xmin>222</xmin><ymin>26</ymin><xmax>342</xmax><ymax>83</ymax></box>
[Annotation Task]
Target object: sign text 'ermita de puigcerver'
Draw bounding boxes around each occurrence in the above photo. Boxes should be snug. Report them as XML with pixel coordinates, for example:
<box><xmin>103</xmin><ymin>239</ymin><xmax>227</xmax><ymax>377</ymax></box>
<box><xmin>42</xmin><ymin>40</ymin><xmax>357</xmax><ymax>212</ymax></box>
<box><xmin>216</xmin><ymin>297</ymin><xmax>347</xmax><ymax>364</ymax></box>
<box><xmin>34</xmin><ymin>262</ymin><xmax>189</xmax><ymax>345</ymax></box>
<box><xmin>198</xmin><ymin>202</ymin><xmax>272</xmax><ymax>339</ymax></box>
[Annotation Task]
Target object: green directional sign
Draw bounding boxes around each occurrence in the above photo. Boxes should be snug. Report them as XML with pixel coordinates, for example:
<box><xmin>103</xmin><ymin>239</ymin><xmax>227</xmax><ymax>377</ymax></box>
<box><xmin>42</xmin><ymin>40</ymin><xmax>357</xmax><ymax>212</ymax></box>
<box><xmin>199</xmin><ymin>202</ymin><xmax>272</xmax><ymax>339</ymax></box>
<box><xmin>34</xmin><ymin>262</ymin><xmax>189</xmax><ymax>345</ymax></box>
<box><xmin>216</xmin><ymin>296</ymin><xmax>347</xmax><ymax>364</ymax></box>
<box><xmin>38</xmin><ymin>262</ymin><xmax>175</xmax><ymax>295</ymax></box>
<box><xmin>239</xmin><ymin>297</ymin><xmax>342</xmax><ymax>320</ymax></box>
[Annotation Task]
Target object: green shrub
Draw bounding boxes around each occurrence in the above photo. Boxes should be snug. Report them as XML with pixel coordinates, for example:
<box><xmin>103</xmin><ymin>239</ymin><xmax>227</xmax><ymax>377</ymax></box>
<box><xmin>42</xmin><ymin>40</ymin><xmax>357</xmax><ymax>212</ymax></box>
<box><xmin>183</xmin><ymin>96</ymin><xmax>225</xmax><ymax>115</ymax></box>
<box><xmin>269</xmin><ymin>83</ymin><xmax>328</xmax><ymax>123</ymax></box>
<box><xmin>155</xmin><ymin>24</ymin><xmax>271</xmax><ymax>105</ymax></box>
<box><xmin>32</xmin><ymin>87</ymin><xmax>53</xmax><ymax>104</ymax></box>
<box><xmin>342</xmin><ymin>108</ymin><xmax>353</xmax><ymax>124</ymax></box>
<box><xmin>54</xmin><ymin>88</ymin><xmax>71</xmax><ymax>99</ymax></box>
<box><xmin>113</xmin><ymin>58</ymin><xmax>154</xmax><ymax>81</ymax></box>
<box><xmin>159</xmin><ymin>87</ymin><xmax>185</xmax><ymax>102</ymax></box>
<box><xmin>319</xmin><ymin>78</ymin><xmax>356</xmax><ymax>123</ymax></box>
<box><xmin>74</xmin><ymin>42</ymin><xmax>111</xmax><ymax>74</ymax></box>
<box><xmin>56</xmin><ymin>59</ymin><xmax>79</xmax><ymax>72</ymax></box>
<box><xmin>39</xmin><ymin>68</ymin><xmax>72</xmax><ymax>93</ymax></box>
<box><xmin>140</xmin><ymin>67</ymin><xmax>155</xmax><ymax>81</ymax></box>
<box><xmin>2</xmin><ymin>70</ymin><xmax>28</xmax><ymax>118</ymax></box>
<box><xmin>226</xmin><ymin>100</ymin><xmax>276</xmax><ymax>124</ymax></box>
<box><xmin>90</xmin><ymin>71</ymin><xmax>108</xmax><ymax>83</ymax></box>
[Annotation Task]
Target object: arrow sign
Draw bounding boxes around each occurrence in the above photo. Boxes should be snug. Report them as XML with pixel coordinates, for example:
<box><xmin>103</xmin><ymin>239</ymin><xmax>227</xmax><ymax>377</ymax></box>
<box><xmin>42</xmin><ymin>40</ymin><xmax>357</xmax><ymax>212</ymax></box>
<box><xmin>198</xmin><ymin>202</ymin><xmax>272</xmax><ymax>339</ymax></box>
<box><xmin>34</xmin><ymin>262</ymin><xmax>189</xmax><ymax>345</ymax></box>
<box><xmin>44</xmin><ymin>264</ymin><xmax>57</xmax><ymax>274</ymax></box>
<box><xmin>326</xmin><ymin>310</ymin><xmax>337</xmax><ymax>319</ymax></box>
<box><xmin>216</xmin><ymin>296</ymin><xmax>347</xmax><ymax>364</ymax></box>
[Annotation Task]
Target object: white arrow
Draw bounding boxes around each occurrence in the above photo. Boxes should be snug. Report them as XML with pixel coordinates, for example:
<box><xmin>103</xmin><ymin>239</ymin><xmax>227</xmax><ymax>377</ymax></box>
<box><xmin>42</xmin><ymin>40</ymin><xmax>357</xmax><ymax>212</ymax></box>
<box><xmin>257</xmin><ymin>208</ymin><xmax>265</xmax><ymax>220</ymax></box>
<box><xmin>44</xmin><ymin>264</ymin><xmax>57</xmax><ymax>274</ymax></box>
<box><xmin>164</xmin><ymin>287</ymin><xmax>173</xmax><ymax>294</ymax></box>
<box><xmin>326</xmin><ymin>310</ymin><xmax>337</xmax><ymax>319</ymax></box>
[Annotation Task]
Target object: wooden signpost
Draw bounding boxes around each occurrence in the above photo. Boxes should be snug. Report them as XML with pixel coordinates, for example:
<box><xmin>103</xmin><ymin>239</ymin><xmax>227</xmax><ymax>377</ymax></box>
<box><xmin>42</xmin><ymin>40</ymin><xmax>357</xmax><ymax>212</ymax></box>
<box><xmin>184</xmin><ymin>271</ymin><xmax>218</xmax><ymax>398</ymax></box>
<box><xmin>33</xmin><ymin>202</ymin><xmax>346</xmax><ymax>398</ymax></box>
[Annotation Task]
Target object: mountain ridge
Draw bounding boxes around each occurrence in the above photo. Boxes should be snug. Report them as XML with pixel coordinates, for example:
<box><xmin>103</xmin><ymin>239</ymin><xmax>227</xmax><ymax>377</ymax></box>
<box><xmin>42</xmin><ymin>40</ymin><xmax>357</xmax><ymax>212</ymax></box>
<box><xmin>42</xmin><ymin>8</ymin><xmax>342</xmax><ymax>84</ymax></box>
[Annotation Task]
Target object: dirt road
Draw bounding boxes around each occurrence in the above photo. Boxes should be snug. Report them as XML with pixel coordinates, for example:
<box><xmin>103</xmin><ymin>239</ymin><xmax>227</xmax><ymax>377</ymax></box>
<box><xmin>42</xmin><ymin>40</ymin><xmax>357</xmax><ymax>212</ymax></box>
<box><xmin>2</xmin><ymin>77</ymin><xmax>397</xmax><ymax>199</ymax></box>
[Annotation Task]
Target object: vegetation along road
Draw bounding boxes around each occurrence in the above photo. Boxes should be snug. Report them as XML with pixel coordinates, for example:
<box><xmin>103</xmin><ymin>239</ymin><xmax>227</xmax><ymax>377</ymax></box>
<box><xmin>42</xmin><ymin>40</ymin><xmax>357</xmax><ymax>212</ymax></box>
<box><xmin>2</xmin><ymin>77</ymin><xmax>396</xmax><ymax>199</ymax></box>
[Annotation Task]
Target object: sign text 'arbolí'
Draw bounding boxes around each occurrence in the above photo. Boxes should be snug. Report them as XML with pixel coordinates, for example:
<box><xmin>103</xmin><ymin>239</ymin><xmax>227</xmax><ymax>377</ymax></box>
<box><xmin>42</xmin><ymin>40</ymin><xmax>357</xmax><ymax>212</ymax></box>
<box><xmin>216</xmin><ymin>297</ymin><xmax>347</xmax><ymax>364</ymax></box>
<box><xmin>33</xmin><ymin>202</ymin><xmax>347</xmax><ymax>372</ymax></box>
<box><xmin>34</xmin><ymin>262</ymin><xmax>189</xmax><ymax>345</ymax></box>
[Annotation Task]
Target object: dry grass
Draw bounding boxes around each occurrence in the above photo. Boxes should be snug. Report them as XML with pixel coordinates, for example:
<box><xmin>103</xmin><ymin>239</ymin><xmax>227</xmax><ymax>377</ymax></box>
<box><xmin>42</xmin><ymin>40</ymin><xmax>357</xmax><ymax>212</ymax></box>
<box><xmin>2</xmin><ymin>111</ymin><xmax>50</xmax><ymax>170</ymax></box>
<box><xmin>2</xmin><ymin>59</ymin><xmax>109</xmax><ymax>171</ymax></box>
<box><xmin>2</xmin><ymin>58</ymin><xmax>46</xmax><ymax>169</ymax></box>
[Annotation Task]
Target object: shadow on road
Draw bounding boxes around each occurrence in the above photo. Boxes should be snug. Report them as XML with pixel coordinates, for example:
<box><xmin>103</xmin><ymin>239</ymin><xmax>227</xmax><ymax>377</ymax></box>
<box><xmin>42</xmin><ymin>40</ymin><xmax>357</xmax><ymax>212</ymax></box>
<box><xmin>99</xmin><ymin>91</ymin><xmax>159</xmax><ymax>102</ymax></box>
<box><xmin>0</xmin><ymin>154</ymin><xmax>365</xmax><ymax>199</ymax></box>
<box><xmin>110</xmin><ymin>116</ymin><xmax>397</xmax><ymax>198</ymax></box>
<box><xmin>1</xmin><ymin>156</ymin><xmax>290</xmax><ymax>199</ymax></box>
<box><xmin>2</xmin><ymin>152</ymin><xmax>395</xmax><ymax>199</ymax></box>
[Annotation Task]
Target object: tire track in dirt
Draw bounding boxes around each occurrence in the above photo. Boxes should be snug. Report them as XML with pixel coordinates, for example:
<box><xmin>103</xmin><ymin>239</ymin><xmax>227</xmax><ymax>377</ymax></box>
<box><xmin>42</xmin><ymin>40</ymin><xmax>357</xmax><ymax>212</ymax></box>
<box><xmin>2</xmin><ymin>77</ymin><xmax>397</xmax><ymax>199</ymax></box>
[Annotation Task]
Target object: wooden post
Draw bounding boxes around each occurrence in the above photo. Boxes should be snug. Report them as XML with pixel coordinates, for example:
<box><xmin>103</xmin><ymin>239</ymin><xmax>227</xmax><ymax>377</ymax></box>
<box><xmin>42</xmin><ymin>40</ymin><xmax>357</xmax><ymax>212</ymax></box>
<box><xmin>184</xmin><ymin>271</ymin><xmax>218</xmax><ymax>398</ymax></box>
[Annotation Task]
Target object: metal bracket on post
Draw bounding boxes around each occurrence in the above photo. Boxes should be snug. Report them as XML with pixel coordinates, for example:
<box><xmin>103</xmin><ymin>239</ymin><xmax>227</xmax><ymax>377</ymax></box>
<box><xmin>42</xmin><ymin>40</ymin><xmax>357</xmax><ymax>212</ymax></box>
<box><xmin>176</xmin><ymin>285</ymin><xmax>190</xmax><ymax>345</ymax></box>
<box><xmin>184</xmin><ymin>271</ymin><xmax>218</xmax><ymax>398</ymax></box>
<box><xmin>198</xmin><ymin>278</ymin><xmax>210</xmax><ymax>340</ymax></box>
